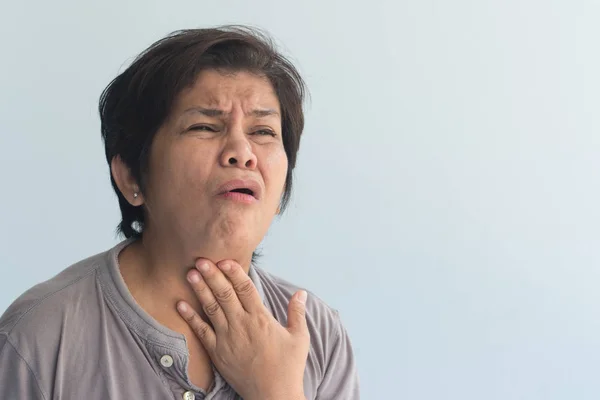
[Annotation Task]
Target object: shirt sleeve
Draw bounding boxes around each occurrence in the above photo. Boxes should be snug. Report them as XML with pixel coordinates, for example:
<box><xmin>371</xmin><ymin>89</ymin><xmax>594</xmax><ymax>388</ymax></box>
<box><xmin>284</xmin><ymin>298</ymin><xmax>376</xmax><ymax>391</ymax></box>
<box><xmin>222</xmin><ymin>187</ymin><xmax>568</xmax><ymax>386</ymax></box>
<box><xmin>0</xmin><ymin>334</ymin><xmax>47</xmax><ymax>400</ymax></box>
<box><xmin>316</xmin><ymin>312</ymin><xmax>360</xmax><ymax>400</ymax></box>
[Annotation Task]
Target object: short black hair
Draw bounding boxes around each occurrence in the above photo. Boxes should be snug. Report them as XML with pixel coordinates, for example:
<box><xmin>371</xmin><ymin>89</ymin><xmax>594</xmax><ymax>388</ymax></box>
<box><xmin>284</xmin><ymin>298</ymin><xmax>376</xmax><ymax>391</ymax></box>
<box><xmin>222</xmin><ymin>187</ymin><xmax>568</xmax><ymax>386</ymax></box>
<box><xmin>99</xmin><ymin>26</ymin><xmax>307</xmax><ymax>259</ymax></box>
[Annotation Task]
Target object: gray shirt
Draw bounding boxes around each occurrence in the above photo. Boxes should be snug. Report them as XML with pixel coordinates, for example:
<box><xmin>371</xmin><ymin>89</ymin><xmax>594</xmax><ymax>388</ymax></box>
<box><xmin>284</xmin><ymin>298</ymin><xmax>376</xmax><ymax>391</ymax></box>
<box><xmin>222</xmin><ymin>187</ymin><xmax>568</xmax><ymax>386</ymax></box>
<box><xmin>0</xmin><ymin>240</ymin><xmax>359</xmax><ymax>399</ymax></box>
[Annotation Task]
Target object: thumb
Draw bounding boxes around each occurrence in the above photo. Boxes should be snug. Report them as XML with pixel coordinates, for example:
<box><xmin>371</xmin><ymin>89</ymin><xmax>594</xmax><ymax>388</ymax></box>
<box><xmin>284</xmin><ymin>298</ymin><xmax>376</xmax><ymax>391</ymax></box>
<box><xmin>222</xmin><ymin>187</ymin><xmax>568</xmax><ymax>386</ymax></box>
<box><xmin>287</xmin><ymin>290</ymin><xmax>308</xmax><ymax>335</ymax></box>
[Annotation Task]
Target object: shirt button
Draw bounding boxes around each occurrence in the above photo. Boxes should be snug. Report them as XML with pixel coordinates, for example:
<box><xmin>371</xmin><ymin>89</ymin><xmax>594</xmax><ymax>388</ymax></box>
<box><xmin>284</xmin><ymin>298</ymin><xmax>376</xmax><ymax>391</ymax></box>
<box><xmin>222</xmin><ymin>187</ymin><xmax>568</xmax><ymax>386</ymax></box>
<box><xmin>160</xmin><ymin>355</ymin><xmax>173</xmax><ymax>368</ymax></box>
<box><xmin>182</xmin><ymin>391</ymin><xmax>195</xmax><ymax>400</ymax></box>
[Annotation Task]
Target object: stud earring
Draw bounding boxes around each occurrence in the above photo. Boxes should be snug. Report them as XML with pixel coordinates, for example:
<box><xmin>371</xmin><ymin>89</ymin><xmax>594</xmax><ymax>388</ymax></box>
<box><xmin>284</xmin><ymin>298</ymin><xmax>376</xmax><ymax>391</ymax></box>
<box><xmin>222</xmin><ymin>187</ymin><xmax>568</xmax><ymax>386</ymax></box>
<box><xmin>133</xmin><ymin>192</ymin><xmax>139</xmax><ymax>199</ymax></box>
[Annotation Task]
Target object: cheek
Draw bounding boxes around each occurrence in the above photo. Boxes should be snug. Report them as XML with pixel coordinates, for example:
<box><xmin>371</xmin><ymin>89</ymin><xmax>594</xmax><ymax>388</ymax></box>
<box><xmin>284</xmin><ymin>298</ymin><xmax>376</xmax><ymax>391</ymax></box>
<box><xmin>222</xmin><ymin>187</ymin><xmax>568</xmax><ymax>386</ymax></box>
<box><xmin>177</xmin><ymin>148</ymin><xmax>215</xmax><ymax>193</ymax></box>
<box><xmin>262</xmin><ymin>146</ymin><xmax>289</xmax><ymax>196</ymax></box>
<box><xmin>150</xmin><ymin>141</ymin><xmax>213</xmax><ymax>197</ymax></box>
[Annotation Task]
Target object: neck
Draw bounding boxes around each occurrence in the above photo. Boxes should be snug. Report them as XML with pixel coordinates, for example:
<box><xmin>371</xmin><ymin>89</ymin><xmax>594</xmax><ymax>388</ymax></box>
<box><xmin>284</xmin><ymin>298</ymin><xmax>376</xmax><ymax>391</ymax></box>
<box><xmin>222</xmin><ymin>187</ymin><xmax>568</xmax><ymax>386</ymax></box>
<box><xmin>118</xmin><ymin>227</ymin><xmax>254</xmax><ymax>332</ymax></box>
<box><xmin>141</xmin><ymin>223</ymin><xmax>254</xmax><ymax>274</ymax></box>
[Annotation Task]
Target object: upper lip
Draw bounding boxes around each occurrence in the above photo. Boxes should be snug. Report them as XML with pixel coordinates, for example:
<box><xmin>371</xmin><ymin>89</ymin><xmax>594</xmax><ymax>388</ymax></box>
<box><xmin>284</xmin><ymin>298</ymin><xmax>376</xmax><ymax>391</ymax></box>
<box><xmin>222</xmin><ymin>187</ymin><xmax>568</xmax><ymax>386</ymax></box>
<box><xmin>217</xmin><ymin>178</ymin><xmax>262</xmax><ymax>200</ymax></box>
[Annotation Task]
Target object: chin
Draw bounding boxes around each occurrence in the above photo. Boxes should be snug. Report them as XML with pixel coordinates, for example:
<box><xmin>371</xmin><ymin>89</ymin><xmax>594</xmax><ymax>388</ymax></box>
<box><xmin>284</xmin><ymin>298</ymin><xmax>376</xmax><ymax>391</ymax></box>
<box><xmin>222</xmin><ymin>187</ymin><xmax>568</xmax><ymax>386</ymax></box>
<box><xmin>224</xmin><ymin>230</ymin><xmax>260</xmax><ymax>249</ymax></box>
<box><xmin>213</xmin><ymin>212</ymin><xmax>259</xmax><ymax>236</ymax></box>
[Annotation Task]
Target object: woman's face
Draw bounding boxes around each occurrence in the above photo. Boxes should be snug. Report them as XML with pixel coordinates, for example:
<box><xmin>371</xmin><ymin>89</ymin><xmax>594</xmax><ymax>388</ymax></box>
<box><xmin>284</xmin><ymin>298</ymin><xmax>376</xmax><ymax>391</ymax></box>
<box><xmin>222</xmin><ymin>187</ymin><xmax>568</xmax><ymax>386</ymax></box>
<box><xmin>142</xmin><ymin>69</ymin><xmax>288</xmax><ymax>255</ymax></box>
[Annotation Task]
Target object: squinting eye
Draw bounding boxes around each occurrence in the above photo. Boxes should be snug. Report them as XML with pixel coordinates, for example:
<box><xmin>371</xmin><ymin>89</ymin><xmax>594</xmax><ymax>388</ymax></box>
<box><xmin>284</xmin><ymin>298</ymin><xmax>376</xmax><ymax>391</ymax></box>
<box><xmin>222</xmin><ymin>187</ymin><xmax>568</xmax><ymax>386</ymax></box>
<box><xmin>254</xmin><ymin>129</ymin><xmax>276</xmax><ymax>137</ymax></box>
<box><xmin>189</xmin><ymin>125</ymin><xmax>216</xmax><ymax>132</ymax></box>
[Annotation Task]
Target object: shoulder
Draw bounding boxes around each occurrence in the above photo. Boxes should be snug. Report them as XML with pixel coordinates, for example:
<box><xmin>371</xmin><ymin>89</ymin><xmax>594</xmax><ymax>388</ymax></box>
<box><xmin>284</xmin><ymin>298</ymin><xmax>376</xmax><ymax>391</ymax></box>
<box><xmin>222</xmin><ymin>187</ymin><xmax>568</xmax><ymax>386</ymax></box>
<box><xmin>0</xmin><ymin>248</ymin><xmax>117</xmax><ymax>398</ymax></box>
<box><xmin>253</xmin><ymin>267</ymin><xmax>359</xmax><ymax>397</ymax></box>
<box><xmin>253</xmin><ymin>266</ymin><xmax>342</xmax><ymax>329</ymax></box>
<box><xmin>0</xmin><ymin>250</ymin><xmax>108</xmax><ymax>348</ymax></box>
<box><xmin>252</xmin><ymin>266</ymin><xmax>345</xmax><ymax>365</ymax></box>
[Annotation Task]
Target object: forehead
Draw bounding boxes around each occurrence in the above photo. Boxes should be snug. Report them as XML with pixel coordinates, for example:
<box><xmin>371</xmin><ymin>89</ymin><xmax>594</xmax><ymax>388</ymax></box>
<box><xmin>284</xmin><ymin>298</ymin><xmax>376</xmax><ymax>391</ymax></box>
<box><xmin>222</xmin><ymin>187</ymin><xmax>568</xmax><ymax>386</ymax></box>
<box><xmin>174</xmin><ymin>69</ymin><xmax>281</xmax><ymax>113</ymax></box>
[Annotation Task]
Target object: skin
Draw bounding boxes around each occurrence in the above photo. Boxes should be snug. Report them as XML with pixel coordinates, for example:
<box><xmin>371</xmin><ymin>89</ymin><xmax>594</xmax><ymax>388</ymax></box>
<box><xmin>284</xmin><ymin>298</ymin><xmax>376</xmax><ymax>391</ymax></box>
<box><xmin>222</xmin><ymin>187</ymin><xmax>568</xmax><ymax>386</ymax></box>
<box><xmin>111</xmin><ymin>70</ymin><xmax>308</xmax><ymax>400</ymax></box>
<box><xmin>179</xmin><ymin>259</ymin><xmax>309</xmax><ymax>400</ymax></box>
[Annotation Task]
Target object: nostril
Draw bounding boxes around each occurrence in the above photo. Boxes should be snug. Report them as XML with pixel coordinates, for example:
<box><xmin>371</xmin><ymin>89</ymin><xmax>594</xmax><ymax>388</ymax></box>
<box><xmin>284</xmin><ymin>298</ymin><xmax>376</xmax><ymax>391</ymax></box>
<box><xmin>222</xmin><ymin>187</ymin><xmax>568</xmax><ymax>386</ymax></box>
<box><xmin>228</xmin><ymin>157</ymin><xmax>237</xmax><ymax>165</ymax></box>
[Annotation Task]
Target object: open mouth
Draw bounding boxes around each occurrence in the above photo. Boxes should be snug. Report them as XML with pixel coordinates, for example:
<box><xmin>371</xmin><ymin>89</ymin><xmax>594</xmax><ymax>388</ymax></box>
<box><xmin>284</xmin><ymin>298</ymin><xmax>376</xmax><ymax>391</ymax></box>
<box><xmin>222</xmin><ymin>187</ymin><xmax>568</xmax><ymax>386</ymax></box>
<box><xmin>217</xmin><ymin>179</ymin><xmax>261</xmax><ymax>201</ymax></box>
<box><xmin>229</xmin><ymin>188</ymin><xmax>255</xmax><ymax>197</ymax></box>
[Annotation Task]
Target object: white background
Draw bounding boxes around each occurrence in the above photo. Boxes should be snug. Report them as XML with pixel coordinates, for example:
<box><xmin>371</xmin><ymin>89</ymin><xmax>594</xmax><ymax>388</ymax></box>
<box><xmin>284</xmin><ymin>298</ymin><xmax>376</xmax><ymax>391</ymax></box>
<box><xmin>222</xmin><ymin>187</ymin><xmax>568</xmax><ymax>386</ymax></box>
<box><xmin>1</xmin><ymin>0</ymin><xmax>599</xmax><ymax>398</ymax></box>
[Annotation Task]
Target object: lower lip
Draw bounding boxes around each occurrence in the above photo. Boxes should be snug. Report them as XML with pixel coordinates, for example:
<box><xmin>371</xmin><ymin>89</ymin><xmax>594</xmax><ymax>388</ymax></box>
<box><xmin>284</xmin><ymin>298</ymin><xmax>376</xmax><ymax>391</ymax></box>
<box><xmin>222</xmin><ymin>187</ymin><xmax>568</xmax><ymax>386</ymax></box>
<box><xmin>220</xmin><ymin>192</ymin><xmax>257</xmax><ymax>204</ymax></box>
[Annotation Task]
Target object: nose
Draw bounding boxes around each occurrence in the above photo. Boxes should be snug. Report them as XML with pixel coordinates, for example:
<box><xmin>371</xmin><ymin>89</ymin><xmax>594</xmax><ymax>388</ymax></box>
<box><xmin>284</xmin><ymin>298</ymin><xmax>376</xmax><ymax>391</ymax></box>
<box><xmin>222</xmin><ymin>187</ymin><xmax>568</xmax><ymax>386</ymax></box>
<box><xmin>219</xmin><ymin>126</ymin><xmax>258</xmax><ymax>170</ymax></box>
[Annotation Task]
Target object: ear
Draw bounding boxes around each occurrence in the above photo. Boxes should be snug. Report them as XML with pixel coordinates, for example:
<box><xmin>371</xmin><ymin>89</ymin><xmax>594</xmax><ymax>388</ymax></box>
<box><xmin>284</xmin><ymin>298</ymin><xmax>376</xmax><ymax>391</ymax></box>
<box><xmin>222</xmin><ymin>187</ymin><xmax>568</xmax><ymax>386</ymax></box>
<box><xmin>111</xmin><ymin>155</ymin><xmax>145</xmax><ymax>206</ymax></box>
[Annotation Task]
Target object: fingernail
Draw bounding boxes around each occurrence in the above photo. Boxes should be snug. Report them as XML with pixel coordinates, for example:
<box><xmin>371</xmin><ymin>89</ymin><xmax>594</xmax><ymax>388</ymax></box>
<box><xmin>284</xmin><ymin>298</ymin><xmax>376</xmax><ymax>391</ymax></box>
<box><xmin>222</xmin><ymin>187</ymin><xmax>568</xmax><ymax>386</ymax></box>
<box><xmin>219</xmin><ymin>263</ymin><xmax>231</xmax><ymax>271</ymax></box>
<box><xmin>177</xmin><ymin>302</ymin><xmax>188</xmax><ymax>313</ymax></box>
<box><xmin>197</xmin><ymin>262</ymin><xmax>210</xmax><ymax>273</ymax></box>
<box><xmin>298</xmin><ymin>290</ymin><xmax>307</xmax><ymax>304</ymax></box>
<box><xmin>187</xmin><ymin>271</ymin><xmax>201</xmax><ymax>283</ymax></box>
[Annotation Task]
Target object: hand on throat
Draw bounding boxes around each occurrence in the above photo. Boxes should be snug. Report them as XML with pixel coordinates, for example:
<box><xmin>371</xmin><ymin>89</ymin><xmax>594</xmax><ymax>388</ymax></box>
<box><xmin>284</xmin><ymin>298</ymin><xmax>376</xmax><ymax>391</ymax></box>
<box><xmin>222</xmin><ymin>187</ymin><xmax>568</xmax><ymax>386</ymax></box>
<box><xmin>117</xmin><ymin>226</ymin><xmax>253</xmax><ymax>333</ymax></box>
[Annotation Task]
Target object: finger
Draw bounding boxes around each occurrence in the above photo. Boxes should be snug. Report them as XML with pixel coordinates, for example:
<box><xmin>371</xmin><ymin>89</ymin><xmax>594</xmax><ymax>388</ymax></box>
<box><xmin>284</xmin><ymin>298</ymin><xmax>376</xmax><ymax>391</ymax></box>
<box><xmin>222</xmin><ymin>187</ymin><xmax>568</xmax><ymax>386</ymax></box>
<box><xmin>216</xmin><ymin>260</ymin><xmax>263</xmax><ymax>313</ymax></box>
<box><xmin>286</xmin><ymin>290</ymin><xmax>309</xmax><ymax>336</ymax></box>
<box><xmin>187</xmin><ymin>268</ymin><xmax>228</xmax><ymax>331</ymax></box>
<box><xmin>177</xmin><ymin>301</ymin><xmax>216</xmax><ymax>351</ymax></box>
<box><xmin>196</xmin><ymin>259</ymin><xmax>244</xmax><ymax>320</ymax></box>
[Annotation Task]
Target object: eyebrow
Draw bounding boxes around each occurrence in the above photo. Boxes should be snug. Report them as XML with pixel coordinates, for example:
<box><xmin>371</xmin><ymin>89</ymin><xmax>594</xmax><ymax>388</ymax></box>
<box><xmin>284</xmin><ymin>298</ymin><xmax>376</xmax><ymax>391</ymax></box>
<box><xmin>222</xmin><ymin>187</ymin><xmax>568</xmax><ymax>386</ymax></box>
<box><xmin>183</xmin><ymin>107</ymin><xmax>280</xmax><ymax>118</ymax></box>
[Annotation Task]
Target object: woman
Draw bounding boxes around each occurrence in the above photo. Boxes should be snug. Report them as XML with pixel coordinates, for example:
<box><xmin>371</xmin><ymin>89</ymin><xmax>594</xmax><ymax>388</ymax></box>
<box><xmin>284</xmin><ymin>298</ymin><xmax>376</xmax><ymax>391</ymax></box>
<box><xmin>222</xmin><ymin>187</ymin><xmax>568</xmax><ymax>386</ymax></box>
<box><xmin>0</xmin><ymin>26</ymin><xmax>359</xmax><ymax>399</ymax></box>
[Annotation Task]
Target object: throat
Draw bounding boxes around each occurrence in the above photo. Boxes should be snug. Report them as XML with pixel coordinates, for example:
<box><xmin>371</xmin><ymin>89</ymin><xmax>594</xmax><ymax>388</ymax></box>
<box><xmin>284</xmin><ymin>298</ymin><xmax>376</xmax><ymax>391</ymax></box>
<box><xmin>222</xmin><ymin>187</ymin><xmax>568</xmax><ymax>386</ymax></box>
<box><xmin>118</xmin><ymin>241</ymin><xmax>204</xmax><ymax>332</ymax></box>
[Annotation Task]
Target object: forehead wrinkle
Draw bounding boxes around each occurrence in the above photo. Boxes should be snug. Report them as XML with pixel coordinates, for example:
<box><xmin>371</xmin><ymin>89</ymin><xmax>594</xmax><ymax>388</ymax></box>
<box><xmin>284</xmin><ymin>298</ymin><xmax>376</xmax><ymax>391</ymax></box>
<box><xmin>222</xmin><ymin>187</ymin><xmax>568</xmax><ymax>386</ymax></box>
<box><xmin>179</xmin><ymin>107</ymin><xmax>280</xmax><ymax>122</ymax></box>
<box><xmin>176</xmin><ymin>73</ymin><xmax>280</xmax><ymax>121</ymax></box>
